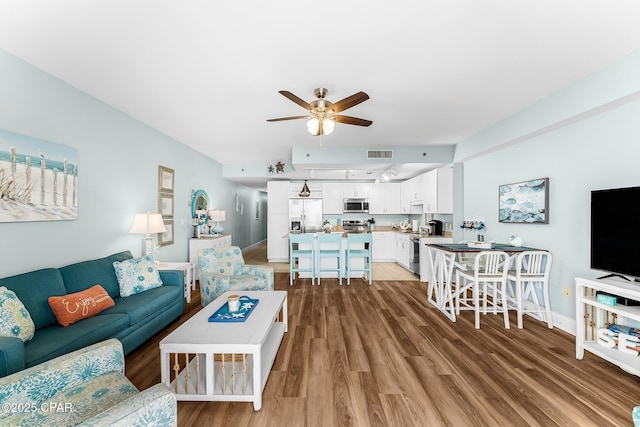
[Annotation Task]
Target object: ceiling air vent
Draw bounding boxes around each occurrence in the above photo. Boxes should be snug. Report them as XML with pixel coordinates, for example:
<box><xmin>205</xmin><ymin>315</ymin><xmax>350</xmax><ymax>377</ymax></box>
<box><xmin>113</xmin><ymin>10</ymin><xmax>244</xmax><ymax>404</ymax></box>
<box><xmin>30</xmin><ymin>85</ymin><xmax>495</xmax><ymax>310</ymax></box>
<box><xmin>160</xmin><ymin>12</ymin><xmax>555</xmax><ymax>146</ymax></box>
<box><xmin>367</xmin><ymin>150</ymin><xmax>393</xmax><ymax>159</ymax></box>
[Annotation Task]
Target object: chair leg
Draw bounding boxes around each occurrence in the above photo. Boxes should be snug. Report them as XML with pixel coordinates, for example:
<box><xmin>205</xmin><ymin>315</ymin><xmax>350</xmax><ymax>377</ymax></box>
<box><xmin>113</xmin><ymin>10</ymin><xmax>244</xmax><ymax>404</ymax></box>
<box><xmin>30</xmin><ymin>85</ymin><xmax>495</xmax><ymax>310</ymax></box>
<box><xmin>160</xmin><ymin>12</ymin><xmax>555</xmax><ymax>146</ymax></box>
<box><xmin>473</xmin><ymin>282</ymin><xmax>480</xmax><ymax>329</ymax></box>
<box><xmin>501</xmin><ymin>282</ymin><xmax>510</xmax><ymax>329</ymax></box>
<box><xmin>542</xmin><ymin>280</ymin><xmax>553</xmax><ymax>329</ymax></box>
<box><xmin>516</xmin><ymin>279</ymin><xmax>524</xmax><ymax>329</ymax></box>
<box><xmin>290</xmin><ymin>257</ymin><xmax>294</xmax><ymax>286</ymax></box>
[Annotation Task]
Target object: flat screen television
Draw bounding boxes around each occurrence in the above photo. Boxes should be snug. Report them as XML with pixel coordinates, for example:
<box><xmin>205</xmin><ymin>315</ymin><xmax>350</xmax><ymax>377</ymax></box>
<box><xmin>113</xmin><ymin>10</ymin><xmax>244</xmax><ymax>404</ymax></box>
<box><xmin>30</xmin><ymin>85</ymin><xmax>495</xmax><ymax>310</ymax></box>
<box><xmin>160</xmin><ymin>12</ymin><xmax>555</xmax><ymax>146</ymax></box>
<box><xmin>591</xmin><ymin>186</ymin><xmax>640</xmax><ymax>281</ymax></box>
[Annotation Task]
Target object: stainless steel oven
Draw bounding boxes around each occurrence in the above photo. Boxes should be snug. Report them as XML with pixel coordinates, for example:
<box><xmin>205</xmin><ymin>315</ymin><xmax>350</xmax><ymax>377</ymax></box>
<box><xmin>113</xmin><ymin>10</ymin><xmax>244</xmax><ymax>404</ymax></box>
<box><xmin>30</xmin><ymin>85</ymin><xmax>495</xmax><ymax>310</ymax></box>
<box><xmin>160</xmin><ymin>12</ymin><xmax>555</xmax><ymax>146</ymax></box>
<box><xmin>409</xmin><ymin>237</ymin><xmax>420</xmax><ymax>275</ymax></box>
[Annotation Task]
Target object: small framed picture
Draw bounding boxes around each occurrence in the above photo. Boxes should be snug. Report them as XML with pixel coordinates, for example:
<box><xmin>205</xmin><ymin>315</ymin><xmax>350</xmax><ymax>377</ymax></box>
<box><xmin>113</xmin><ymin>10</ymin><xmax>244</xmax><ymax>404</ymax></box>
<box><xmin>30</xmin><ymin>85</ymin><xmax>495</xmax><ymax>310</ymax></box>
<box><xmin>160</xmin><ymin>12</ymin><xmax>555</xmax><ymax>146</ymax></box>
<box><xmin>158</xmin><ymin>219</ymin><xmax>174</xmax><ymax>246</ymax></box>
<box><xmin>158</xmin><ymin>193</ymin><xmax>174</xmax><ymax>218</ymax></box>
<box><xmin>255</xmin><ymin>201</ymin><xmax>260</xmax><ymax>220</ymax></box>
<box><xmin>158</xmin><ymin>166</ymin><xmax>174</xmax><ymax>193</ymax></box>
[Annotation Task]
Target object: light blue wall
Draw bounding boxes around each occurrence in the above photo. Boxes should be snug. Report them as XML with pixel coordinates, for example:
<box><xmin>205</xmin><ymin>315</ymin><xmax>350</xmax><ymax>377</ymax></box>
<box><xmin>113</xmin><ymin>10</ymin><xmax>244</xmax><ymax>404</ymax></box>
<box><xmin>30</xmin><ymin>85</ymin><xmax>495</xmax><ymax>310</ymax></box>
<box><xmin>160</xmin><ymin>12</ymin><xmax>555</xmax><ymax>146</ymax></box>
<box><xmin>0</xmin><ymin>50</ymin><xmax>266</xmax><ymax>278</ymax></box>
<box><xmin>455</xmin><ymin>51</ymin><xmax>640</xmax><ymax>330</ymax></box>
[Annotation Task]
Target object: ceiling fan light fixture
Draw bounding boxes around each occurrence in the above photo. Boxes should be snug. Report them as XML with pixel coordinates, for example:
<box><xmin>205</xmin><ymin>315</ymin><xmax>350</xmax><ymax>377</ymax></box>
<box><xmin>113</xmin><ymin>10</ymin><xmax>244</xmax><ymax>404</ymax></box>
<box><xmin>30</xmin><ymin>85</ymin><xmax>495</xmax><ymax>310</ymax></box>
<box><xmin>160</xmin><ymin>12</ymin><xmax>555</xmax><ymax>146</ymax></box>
<box><xmin>306</xmin><ymin>117</ymin><xmax>319</xmax><ymax>135</ymax></box>
<box><xmin>322</xmin><ymin>118</ymin><xmax>335</xmax><ymax>135</ymax></box>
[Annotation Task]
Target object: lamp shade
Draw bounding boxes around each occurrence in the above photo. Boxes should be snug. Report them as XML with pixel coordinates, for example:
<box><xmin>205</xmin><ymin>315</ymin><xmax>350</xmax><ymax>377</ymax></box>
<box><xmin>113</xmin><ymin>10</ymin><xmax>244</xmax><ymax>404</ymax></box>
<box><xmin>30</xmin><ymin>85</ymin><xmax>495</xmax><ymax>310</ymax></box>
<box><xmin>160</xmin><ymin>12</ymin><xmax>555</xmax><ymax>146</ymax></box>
<box><xmin>209</xmin><ymin>210</ymin><xmax>225</xmax><ymax>222</ymax></box>
<box><xmin>129</xmin><ymin>212</ymin><xmax>167</xmax><ymax>234</ymax></box>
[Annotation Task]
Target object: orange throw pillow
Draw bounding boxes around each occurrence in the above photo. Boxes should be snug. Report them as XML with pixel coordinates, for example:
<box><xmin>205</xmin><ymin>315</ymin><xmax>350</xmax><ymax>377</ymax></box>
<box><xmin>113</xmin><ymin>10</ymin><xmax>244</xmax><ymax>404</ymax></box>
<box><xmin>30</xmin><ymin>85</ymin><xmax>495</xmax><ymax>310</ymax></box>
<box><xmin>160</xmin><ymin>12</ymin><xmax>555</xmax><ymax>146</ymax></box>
<box><xmin>48</xmin><ymin>284</ymin><xmax>115</xmax><ymax>327</ymax></box>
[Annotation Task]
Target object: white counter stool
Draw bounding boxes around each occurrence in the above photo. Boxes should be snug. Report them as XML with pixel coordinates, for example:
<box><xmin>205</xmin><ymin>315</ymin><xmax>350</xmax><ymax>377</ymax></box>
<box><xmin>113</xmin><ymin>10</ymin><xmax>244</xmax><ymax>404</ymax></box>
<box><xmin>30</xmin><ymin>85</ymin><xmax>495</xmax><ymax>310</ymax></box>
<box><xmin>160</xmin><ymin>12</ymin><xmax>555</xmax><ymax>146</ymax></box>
<box><xmin>455</xmin><ymin>251</ymin><xmax>510</xmax><ymax>329</ymax></box>
<box><xmin>345</xmin><ymin>233</ymin><xmax>372</xmax><ymax>285</ymax></box>
<box><xmin>316</xmin><ymin>233</ymin><xmax>343</xmax><ymax>285</ymax></box>
<box><xmin>289</xmin><ymin>233</ymin><xmax>316</xmax><ymax>286</ymax></box>
<box><xmin>507</xmin><ymin>251</ymin><xmax>553</xmax><ymax>329</ymax></box>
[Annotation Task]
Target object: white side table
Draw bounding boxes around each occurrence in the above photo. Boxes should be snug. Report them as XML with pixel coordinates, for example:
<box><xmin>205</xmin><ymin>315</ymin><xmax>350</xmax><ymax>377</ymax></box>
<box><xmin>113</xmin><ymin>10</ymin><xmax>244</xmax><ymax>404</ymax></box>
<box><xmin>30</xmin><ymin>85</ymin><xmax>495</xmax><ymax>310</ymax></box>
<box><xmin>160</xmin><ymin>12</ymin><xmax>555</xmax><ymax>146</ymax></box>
<box><xmin>157</xmin><ymin>262</ymin><xmax>195</xmax><ymax>303</ymax></box>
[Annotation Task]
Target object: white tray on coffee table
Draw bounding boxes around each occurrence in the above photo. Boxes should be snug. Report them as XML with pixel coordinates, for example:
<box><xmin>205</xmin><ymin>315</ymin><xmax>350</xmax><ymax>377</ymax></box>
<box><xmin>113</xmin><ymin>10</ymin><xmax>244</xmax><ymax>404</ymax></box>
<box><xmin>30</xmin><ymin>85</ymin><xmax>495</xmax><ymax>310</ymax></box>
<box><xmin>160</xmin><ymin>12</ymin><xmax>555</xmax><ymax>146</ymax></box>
<box><xmin>159</xmin><ymin>290</ymin><xmax>287</xmax><ymax>410</ymax></box>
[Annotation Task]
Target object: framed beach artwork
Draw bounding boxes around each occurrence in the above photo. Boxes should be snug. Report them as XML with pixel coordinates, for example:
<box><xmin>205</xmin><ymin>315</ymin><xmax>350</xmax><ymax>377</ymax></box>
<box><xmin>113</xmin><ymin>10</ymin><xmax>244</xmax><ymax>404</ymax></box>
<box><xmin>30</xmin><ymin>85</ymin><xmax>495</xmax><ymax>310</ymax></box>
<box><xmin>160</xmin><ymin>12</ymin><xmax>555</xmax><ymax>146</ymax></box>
<box><xmin>158</xmin><ymin>166</ymin><xmax>174</xmax><ymax>192</ymax></box>
<box><xmin>499</xmin><ymin>177</ymin><xmax>549</xmax><ymax>224</ymax></box>
<box><xmin>158</xmin><ymin>219</ymin><xmax>174</xmax><ymax>246</ymax></box>
<box><xmin>0</xmin><ymin>129</ymin><xmax>78</xmax><ymax>223</ymax></box>
<box><xmin>158</xmin><ymin>193</ymin><xmax>174</xmax><ymax>218</ymax></box>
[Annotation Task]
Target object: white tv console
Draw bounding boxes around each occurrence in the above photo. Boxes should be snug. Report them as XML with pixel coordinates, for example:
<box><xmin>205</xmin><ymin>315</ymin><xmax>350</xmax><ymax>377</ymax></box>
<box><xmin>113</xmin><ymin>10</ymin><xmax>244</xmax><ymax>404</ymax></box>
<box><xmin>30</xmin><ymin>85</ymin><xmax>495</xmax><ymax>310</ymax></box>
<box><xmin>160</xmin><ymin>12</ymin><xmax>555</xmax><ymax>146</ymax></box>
<box><xmin>575</xmin><ymin>275</ymin><xmax>640</xmax><ymax>377</ymax></box>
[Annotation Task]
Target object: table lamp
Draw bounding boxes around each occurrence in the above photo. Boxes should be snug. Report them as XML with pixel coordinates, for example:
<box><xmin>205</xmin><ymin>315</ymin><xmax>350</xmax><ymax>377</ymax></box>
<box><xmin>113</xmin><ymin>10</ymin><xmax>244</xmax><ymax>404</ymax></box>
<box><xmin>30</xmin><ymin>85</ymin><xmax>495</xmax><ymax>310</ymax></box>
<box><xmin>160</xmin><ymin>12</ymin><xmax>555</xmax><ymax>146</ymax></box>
<box><xmin>129</xmin><ymin>212</ymin><xmax>167</xmax><ymax>260</ymax></box>
<box><xmin>209</xmin><ymin>210</ymin><xmax>225</xmax><ymax>233</ymax></box>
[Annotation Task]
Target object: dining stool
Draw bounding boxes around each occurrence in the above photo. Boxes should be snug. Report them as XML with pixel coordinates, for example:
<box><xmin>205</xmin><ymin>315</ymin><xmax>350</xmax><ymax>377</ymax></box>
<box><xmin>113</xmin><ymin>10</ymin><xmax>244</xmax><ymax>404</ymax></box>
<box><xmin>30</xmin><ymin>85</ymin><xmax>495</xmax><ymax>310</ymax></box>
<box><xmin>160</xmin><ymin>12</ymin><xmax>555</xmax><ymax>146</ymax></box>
<box><xmin>455</xmin><ymin>251</ymin><xmax>510</xmax><ymax>329</ymax></box>
<box><xmin>289</xmin><ymin>233</ymin><xmax>316</xmax><ymax>286</ymax></box>
<box><xmin>507</xmin><ymin>251</ymin><xmax>553</xmax><ymax>329</ymax></box>
<box><xmin>316</xmin><ymin>233</ymin><xmax>343</xmax><ymax>285</ymax></box>
<box><xmin>345</xmin><ymin>233</ymin><xmax>372</xmax><ymax>285</ymax></box>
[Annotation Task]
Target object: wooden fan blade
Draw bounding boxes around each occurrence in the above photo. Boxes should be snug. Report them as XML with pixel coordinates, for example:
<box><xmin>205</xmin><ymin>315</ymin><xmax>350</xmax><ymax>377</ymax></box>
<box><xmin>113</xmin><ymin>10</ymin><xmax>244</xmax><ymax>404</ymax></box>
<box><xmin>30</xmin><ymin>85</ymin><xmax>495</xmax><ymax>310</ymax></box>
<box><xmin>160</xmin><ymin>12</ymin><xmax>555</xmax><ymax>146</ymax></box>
<box><xmin>267</xmin><ymin>116</ymin><xmax>310</xmax><ymax>122</ymax></box>
<box><xmin>279</xmin><ymin>91</ymin><xmax>313</xmax><ymax>110</ymax></box>
<box><xmin>329</xmin><ymin>91</ymin><xmax>369</xmax><ymax>113</ymax></box>
<box><xmin>332</xmin><ymin>115</ymin><xmax>373</xmax><ymax>127</ymax></box>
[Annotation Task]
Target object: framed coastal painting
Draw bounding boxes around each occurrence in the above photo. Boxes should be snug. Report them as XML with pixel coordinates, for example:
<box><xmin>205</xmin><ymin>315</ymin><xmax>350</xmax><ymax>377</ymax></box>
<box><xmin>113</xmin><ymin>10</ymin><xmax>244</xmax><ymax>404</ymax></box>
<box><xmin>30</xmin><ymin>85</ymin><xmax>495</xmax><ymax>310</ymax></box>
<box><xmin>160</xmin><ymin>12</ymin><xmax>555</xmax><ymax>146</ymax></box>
<box><xmin>158</xmin><ymin>219</ymin><xmax>174</xmax><ymax>246</ymax></box>
<box><xmin>499</xmin><ymin>177</ymin><xmax>549</xmax><ymax>224</ymax></box>
<box><xmin>0</xmin><ymin>129</ymin><xmax>78</xmax><ymax>223</ymax></box>
<box><xmin>158</xmin><ymin>166</ymin><xmax>174</xmax><ymax>193</ymax></box>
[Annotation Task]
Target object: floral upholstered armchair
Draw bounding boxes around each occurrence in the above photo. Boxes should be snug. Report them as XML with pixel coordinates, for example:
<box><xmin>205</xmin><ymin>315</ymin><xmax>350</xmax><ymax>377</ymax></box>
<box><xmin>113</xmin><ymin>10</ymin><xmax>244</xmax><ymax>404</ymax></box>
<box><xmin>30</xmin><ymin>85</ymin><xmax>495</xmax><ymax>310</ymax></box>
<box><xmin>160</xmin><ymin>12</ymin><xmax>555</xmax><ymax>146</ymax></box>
<box><xmin>198</xmin><ymin>246</ymin><xmax>274</xmax><ymax>307</ymax></box>
<box><xmin>0</xmin><ymin>338</ymin><xmax>176</xmax><ymax>426</ymax></box>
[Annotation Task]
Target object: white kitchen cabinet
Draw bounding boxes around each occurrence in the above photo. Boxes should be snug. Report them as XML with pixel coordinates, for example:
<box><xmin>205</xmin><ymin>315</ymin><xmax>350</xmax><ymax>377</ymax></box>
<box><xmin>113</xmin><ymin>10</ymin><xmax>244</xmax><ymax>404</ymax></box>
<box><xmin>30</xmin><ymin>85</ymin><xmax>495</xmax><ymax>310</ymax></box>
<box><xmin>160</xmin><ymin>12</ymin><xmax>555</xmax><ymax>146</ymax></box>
<box><xmin>343</xmin><ymin>183</ymin><xmax>370</xmax><ymax>198</ymax></box>
<box><xmin>189</xmin><ymin>234</ymin><xmax>232</xmax><ymax>280</ymax></box>
<box><xmin>400</xmin><ymin>174</ymin><xmax>425</xmax><ymax>213</ymax></box>
<box><xmin>322</xmin><ymin>183</ymin><xmax>343</xmax><ymax>214</ymax></box>
<box><xmin>372</xmin><ymin>232</ymin><xmax>395</xmax><ymax>261</ymax></box>
<box><xmin>369</xmin><ymin>183</ymin><xmax>401</xmax><ymax>214</ymax></box>
<box><xmin>394</xmin><ymin>233</ymin><xmax>412</xmax><ymax>270</ymax></box>
<box><xmin>423</xmin><ymin>168</ymin><xmax>453</xmax><ymax>213</ymax></box>
<box><xmin>419</xmin><ymin>237</ymin><xmax>453</xmax><ymax>282</ymax></box>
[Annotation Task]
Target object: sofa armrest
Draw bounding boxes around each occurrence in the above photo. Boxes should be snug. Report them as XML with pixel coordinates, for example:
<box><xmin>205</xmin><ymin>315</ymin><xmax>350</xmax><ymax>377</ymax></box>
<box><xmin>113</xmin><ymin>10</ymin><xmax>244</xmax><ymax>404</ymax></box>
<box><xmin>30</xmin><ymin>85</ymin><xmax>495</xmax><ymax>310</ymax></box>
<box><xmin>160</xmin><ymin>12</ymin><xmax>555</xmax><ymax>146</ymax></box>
<box><xmin>0</xmin><ymin>336</ymin><xmax>25</xmax><ymax>378</ymax></box>
<box><xmin>242</xmin><ymin>265</ymin><xmax>274</xmax><ymax>289</ymax></box>
<box><xmin>77</xmin><ymin>383</ymin><xmax>177</xmax><ymax>427</ymax></box>
<box><xmin>159</xmin><ymin>270</ymin><xmax>184</xmax><ymax>287</ymax></box>
<box><xmin>0</xmin><ymin>338</ymin><xmax>124</xmax><ymax>408</ymax></box>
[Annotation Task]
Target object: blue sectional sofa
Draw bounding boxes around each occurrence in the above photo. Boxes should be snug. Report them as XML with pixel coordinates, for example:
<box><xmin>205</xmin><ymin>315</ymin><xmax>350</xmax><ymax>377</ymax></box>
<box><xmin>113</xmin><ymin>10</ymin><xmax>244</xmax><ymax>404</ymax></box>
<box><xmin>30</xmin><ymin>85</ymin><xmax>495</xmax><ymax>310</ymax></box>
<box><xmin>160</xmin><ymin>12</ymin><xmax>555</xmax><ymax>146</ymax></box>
<box><xmin>0</xmin><ymin>250</ymin><xmax>185</xmax><ymax>377</ymax></box>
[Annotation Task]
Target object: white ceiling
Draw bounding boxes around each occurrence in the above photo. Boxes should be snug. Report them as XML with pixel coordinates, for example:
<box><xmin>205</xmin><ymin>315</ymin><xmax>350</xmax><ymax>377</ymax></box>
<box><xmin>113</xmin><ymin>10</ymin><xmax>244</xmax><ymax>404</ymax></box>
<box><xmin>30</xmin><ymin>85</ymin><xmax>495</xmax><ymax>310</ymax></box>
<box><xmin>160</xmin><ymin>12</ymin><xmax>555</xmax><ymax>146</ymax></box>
<box><xmin>1</xmin><ymin>1</ymin><xmax>639</xmax><ymax>188</ymax></box>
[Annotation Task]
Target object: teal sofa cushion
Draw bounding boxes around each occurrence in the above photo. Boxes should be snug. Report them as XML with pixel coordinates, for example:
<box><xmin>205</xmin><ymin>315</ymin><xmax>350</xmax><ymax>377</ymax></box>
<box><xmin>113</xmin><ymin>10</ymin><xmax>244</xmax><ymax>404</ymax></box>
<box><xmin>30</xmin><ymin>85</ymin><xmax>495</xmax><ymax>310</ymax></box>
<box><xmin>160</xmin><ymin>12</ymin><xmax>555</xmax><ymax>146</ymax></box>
<box><xmin>59</xmin><ymin>251</ymin><xmax>133</xmax><ymax>298</ymax></box>
<box><xmin>103</xmin><ymin>285</ymin><xmax>183</xmax><ymax>325</ymax></box>
<box><xmin>0</xmin><ymin>268</ymin><xmax>66</xmax><ymax>329</ymax></box>
<box><xmin>24</xmin><ymin>313</ymin><xmax>129</xmax><ymax>367</ymax></box>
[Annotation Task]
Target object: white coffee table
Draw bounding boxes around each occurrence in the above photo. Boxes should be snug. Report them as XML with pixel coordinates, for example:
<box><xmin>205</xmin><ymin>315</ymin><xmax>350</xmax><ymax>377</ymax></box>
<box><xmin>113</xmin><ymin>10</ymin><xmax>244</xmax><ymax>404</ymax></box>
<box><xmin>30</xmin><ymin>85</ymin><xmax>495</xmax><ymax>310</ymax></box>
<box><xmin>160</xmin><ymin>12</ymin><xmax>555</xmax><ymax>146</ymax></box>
<box><xmin>159</xmin><ymin>290</ymin><xmax>287</xmax><ymax>410</ymax></box>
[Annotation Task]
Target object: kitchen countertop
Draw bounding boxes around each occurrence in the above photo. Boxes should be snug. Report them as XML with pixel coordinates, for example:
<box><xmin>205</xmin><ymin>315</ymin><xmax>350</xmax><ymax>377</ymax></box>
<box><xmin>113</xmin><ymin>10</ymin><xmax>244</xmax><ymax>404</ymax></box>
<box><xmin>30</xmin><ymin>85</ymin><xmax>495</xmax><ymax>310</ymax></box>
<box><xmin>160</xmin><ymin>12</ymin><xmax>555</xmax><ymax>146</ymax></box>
<box><xmin>371</xmin><ymin>226</ymin><xmax>453</xmax><ymax>239</ymax></box>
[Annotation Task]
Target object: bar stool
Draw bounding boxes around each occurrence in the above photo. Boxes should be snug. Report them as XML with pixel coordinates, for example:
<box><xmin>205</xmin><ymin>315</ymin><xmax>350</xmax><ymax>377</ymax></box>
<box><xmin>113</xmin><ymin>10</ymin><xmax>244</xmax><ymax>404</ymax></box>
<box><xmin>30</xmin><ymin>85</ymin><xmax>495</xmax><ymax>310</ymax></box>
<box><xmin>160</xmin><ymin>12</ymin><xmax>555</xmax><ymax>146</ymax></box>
<box><xmin>289</xmin><ymin>233</ymin><xmax>316</xmax><ymax>286</ymax></box>
<box><xmin>455</xmin><ymin>251</ymin><xmax>510</xmax><ymax>329</ymax></box>
<box><xmin>345</xmin><ymin>233</ymin><xmax>372</xmax><ymax>285</ymax></box>
<box><xmin>507</xmin><ymin>251</ymin><xmax>553</xmax><ymax>329</ymax></box>
<box><xmin>316</xmin><ymin>233</ymin><xmax>343</xmax><ymax>285</ymax></box>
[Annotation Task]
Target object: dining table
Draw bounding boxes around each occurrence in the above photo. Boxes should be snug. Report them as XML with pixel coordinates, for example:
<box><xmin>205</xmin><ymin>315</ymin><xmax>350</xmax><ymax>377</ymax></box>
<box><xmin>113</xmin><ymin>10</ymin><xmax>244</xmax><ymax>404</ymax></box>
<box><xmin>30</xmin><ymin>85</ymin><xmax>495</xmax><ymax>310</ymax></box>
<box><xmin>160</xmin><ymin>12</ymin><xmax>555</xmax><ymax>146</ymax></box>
<box><xmin>425</xmin><ymin>243</ymin><xmax>545</xmax><ymax>321</ymax></box>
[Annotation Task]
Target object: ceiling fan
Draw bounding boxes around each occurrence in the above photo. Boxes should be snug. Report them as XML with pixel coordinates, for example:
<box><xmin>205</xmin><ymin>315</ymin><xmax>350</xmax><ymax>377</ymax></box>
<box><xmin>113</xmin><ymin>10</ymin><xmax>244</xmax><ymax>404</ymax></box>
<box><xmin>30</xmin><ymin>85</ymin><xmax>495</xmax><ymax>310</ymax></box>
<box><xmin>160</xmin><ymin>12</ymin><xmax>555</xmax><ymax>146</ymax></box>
<box><xmin>267</xmin><ymin>88</ymin><xmax>372</xmax><ymax>136</ymax></box>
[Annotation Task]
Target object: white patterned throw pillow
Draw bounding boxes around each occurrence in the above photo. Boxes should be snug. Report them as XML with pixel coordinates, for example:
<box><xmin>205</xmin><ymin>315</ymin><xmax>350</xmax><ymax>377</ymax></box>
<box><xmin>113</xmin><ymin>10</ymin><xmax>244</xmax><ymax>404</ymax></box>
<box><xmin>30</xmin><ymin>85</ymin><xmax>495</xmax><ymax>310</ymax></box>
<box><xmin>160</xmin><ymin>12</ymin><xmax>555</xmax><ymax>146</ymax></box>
<box><xmin>113</xmin><ymin>255</ymin><xmax>163</xmax><ymax>297</ymax></box>
<box><xmin>0</xmin><ymin>286</ymin><xmax>35</xmax><ymax>342</ymax></box>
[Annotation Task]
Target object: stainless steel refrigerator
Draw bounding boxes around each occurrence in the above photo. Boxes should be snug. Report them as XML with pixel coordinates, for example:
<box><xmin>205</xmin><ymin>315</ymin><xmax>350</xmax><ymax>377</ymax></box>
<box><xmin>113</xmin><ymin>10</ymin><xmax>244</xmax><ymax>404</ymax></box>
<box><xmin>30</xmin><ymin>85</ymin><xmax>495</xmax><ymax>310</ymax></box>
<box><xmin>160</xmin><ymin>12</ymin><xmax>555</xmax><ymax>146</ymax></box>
<box><xmin>289</xmin><ymin>198</ymin><xmax>323</xmax><ymax>233</ymax></box>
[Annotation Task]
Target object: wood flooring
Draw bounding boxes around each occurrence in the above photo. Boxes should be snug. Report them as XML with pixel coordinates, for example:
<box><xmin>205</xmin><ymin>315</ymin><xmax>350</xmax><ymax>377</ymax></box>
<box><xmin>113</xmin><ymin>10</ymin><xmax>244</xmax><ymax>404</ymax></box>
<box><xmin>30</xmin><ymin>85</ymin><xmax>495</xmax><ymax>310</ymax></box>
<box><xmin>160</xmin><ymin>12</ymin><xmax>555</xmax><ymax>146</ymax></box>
<box><xmin>126</xmin><ymin>273</ymin><xmax>640</xmax><ymax>426</ymax></box>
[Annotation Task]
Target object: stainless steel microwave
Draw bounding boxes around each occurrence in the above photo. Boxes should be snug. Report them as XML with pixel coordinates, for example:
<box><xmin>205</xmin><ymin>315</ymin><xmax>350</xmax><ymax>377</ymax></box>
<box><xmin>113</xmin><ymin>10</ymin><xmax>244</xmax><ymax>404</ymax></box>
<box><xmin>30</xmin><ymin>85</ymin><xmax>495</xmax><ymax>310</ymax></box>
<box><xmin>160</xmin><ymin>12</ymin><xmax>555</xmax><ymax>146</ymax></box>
<box><xmin>343</xmin><ymin>198</ymin><xmax>369</xmax><ymax>213</ymax></box>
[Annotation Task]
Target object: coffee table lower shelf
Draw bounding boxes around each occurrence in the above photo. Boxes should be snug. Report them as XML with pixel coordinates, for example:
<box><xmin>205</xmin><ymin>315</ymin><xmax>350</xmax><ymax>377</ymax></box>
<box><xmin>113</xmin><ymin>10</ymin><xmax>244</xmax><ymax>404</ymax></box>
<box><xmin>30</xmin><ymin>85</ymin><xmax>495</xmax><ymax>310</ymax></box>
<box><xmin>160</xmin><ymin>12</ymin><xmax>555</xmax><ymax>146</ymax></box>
<box><xmin>165</xmin><ymin>323</ymin><xmax>285</xmax><ymax>408</ymax></box>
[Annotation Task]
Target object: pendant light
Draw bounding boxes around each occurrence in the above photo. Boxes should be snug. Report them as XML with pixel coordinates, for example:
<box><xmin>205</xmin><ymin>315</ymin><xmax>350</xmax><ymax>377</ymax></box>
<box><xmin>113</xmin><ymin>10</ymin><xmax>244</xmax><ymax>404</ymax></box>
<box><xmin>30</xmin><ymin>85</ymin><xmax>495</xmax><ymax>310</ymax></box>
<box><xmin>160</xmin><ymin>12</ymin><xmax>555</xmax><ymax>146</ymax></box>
<box><xmin>299</xmin><ymin>180</ymin><xmax>311</xmax><ymax>198</ymax></box>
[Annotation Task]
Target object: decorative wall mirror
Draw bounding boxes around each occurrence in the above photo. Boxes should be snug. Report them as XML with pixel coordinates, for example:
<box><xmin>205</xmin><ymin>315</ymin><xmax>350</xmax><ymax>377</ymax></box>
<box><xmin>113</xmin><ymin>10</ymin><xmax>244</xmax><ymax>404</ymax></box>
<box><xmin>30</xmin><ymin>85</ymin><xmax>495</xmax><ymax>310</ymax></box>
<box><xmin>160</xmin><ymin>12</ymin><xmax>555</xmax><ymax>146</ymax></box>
<box><xmin>191</xmin><ymin>189</ymin><xmax>209</xmax><ymax>219</ymax></box>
